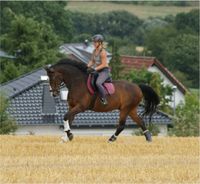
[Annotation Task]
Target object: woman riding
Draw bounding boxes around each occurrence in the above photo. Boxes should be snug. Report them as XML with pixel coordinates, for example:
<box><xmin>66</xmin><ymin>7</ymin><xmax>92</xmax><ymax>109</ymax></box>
<box><xmin>87</xmin><ymin>34</ymin><xmax>110</xmax><ymax>105</ymax></box>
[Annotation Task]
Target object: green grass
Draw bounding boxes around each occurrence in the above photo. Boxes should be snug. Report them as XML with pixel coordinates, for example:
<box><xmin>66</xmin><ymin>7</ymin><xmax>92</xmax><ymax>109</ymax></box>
<box><xmin>66</xmin><ymin>2</ymin><xmax>198</xmax><ymax>19</ymax></box>
<box><xmin>189</xmin><ymin>88</ymin><xmax>199</xmax><ymax>96</ymax></box>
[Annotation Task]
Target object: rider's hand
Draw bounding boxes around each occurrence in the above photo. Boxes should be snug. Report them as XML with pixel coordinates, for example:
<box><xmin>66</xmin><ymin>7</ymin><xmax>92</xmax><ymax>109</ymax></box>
<box><xmin>87</xmin><ymin>67</ymin><xmax>95</xmax><ymax>74</ymax></box>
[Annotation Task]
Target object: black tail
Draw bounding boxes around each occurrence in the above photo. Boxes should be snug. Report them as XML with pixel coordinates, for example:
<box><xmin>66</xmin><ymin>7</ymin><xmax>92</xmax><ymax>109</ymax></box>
<box><xmin>139</xmin><ymin>84</ymin><xmax>160</xmax><ymax>123</ymax></box>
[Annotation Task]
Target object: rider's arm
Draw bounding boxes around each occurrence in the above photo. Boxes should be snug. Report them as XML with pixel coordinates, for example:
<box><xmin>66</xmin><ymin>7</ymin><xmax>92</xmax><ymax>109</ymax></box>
<box><xmin>87</xmin><ymin>51</ymin><xmax>95</xmax><ymax>67</ymax></box>
<box><xmin>95</xmin><ymin>50</ymin><xmax>107</xmax><ymax>71</ymax></box>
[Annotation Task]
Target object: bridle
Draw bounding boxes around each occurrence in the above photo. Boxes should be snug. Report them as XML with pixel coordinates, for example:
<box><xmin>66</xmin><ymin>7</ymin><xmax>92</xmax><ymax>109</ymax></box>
<box><xmin>49</xmin><ymin>79</ymin><xmax>65</xmax><ymax>96</ymax></box>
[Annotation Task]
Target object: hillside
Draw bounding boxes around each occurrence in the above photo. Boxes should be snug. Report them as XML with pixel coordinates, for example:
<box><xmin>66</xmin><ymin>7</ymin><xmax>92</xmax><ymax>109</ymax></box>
<box><xmin>66</xmin><ymin>2</ymin><xmax>198</xmax><ymax>19</ymax></box>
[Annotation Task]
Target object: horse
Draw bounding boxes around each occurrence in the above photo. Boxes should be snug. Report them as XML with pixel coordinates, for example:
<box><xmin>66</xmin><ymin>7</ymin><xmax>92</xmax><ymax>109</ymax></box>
<box><xmin>44</xmin><ymin>58</ymin><xmax>160</xmax><ymax>142</ymax></box>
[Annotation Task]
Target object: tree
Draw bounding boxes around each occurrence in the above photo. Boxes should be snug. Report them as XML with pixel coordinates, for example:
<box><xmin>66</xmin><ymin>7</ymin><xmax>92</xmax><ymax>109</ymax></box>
<box><xmin>0</xmin><ymin>62</ymin><xmax>19</xmax><ymax>83</ymax></box>
<box><xmin>69</xmin><ymin>10</ymin><xmax>142</xmax><ymax>41</ymax></box>
<box><xmin>163</xmin><ymin>34</ymin><xmax>199</xmax><ymax>88</ymax></box>
<box><xmin>170</xmin><ymin>94</ymin><xmax>199</xmax><ymax>136</ymax></box>
<box><xmin>109</xmin><ymin>41</ymin><xmax>124</xmax><ymax>80</ymax></box>
<box><xmin>144</xmin><ymin>25</ymin><xmax>177</xmax><ymax>61</ymax></box>
<box><xmin>0</xmin><ymin>1</ymin><xmax>73</xmax><ymax>41</ymax></box>
<box><xmin>69</xmin><ymin>12</ymin><xmax>96</xmax><ymax>36</ymax></box>
<box><xmin>0</xmin><ymin>94</ymin><xmax>17</xmax><ymax>134</ymax></box>
<box><xmin>175</xmin><ymin>9</ymin><xmax>199</xmax><ymax>34</ymax></box>
<box><xmin>144</xmin><ymin>10</ymin><xmax>199</xmax><ymax>88</ymax></box>
<box><xmin>1</xmin><ymin>14</ymin><xmax>61</xmax><ymax>82</ymax></box>
<box><xmin>71</xmin><ymin>33</ymin><xmax>92</xmax><ymax>43</ymax></box>
<box><xmin>101</xmin><ymin>11</ymin><xmax>142</xmax><ymax>39</ymax></box>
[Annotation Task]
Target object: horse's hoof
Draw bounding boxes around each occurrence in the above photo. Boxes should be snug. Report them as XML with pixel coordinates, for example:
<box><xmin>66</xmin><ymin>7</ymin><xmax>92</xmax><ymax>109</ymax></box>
<box><xmin>61</xmin><ymin>135</ymin><xmax>68</xmax><ymax>143</ymax></box>
<box><xmin>146</xmin><ymin>138</ymin><xmax>152</xmax><ymax>142</ymax></box>
<box><xmin>144</xmin><ymin>131</ymin><xmax>152</xmax><ymax>142</ymax></box>
<box><xmin>108</xmin><ymin>135</ymin><xmax>117</xmax><ymax>143</ymax></box>
<box><xmin>68</xmin><ymin>133</ymin><xmax>74</xmax><ymax>141</ymax></box>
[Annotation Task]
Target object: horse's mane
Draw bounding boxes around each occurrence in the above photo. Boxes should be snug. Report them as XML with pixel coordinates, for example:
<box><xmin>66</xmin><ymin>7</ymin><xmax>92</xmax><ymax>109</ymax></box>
<box><xmin>54</xmin><ymin>58</ymin><xmax>88</xmax><ymax>74</ymax></box>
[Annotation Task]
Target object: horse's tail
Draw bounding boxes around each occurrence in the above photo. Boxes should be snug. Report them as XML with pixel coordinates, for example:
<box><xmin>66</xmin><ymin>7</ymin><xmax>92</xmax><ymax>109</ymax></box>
<box><xmin>138</xmin><ymin>84</ymin><xmax>160</xmax><ymax>123</ymax></box>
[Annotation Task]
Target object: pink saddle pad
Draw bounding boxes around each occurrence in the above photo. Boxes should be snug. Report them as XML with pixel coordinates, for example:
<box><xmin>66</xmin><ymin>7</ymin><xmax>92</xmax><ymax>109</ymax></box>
<box><xmin>87</xmin><ymin>75</ymin><xmax>115</xmax><ymax>95</ymax></box>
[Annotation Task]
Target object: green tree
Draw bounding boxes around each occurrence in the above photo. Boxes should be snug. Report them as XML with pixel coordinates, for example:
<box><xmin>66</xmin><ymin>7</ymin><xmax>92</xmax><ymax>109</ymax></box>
<box><xmin>101</xmin><ymin>11</ymin><xmax>142</xmax><ymax>39</ymax></box>
<box><xmin>71</xmin><ymin>33</ymin><xmax>92</xmax><ymax>43</ymax></box>
<box><xmin>0</xmin><ymin>1</ymin><xmax>73</xmax><ymax>41</ymax></box>
<box><xmin>0</xmin><ymin>94</ymin><xmax>17</xmax><ymax>134</ymax></box>
<box><xmin>69</xmin><ymin>10</ymin><xmax>142</xmax><ymax>41</ymax></box>
<box><xmin>109</xmin><ymin>41</ymin><xmax>124</xmax><ymax>80</ymax></box>
<box><xmin>144</xmin><ymin>10</ymin><xmax>199</xmax><ymax>88</ymax></box>
<box><xmin>170</xmin><ymin>94</ymin><xmax>199</xmax><ymax>136</ymax></box>
<box><xmin>1</xmin><ymin>14</ymin><xmax>61</xmax><ymax>82</ymax></box>
<box><xmin>144</xmin><ymin>25</ymin><xmax>177</xmax><ymax>61</ymax></box>
<box><xmin>163</xmin><ymin>34</ymin><xmax>199</xmax><ymax>88</ymax></box>
<box><xmin>69</xmin><ymin>12</ymin><xmax>96</xmax><ymax>36</ymax></box>
<box><xmin>175</xmin><ymin>9</ymin><xmax>199</xmax><ymax>34</ymax></box>
<box><xmin>0</xmin><ymin>62</ymin><xmax>19</xmax><ymax>83</ymax></box>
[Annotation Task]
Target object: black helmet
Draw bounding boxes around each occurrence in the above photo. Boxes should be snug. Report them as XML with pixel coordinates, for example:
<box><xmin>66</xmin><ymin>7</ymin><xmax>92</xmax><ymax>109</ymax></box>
<box><xmin>92</xmin><ymin>34</ymin><xmax>104</xmax><ymax>42</ymax></box>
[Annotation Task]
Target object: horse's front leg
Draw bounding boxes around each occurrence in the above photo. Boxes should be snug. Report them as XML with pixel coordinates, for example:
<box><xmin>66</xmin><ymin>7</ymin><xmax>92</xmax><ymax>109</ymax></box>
<box><xmin>61</xmin><ymin>105</ymin><xmax>83</xmax><ymax>142</ymax></box>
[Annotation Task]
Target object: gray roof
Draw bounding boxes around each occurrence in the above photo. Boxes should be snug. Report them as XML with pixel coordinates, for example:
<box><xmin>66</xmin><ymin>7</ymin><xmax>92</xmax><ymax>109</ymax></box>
<box><xmin>0</xmin><ymin>68</ymin><xmax>46</xmax><ymax>98</ymax></box>
<box><xmin>1</xmin><ymin>68</ymin><xmax>172</xmax><ymax>127</ymax></box>
<box><xmin>60</xmin><ymin>43</ymin><xmax>112</xmax><ymax>64</ymax></box>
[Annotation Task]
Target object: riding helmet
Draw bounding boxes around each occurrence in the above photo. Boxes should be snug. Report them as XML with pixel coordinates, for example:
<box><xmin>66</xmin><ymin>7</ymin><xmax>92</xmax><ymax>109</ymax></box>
<box><xmin>92</xmin><ymin>34</ymin><xmax>104</xmax><ymax>43</ymax></box>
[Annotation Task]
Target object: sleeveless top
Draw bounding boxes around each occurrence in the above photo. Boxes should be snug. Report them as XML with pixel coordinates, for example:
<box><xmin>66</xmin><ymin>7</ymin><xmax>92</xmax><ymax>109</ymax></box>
<box><xmin>92</xmin><ymin>49</ymin><xmax>102</xmax><ymax>66</ymax></box>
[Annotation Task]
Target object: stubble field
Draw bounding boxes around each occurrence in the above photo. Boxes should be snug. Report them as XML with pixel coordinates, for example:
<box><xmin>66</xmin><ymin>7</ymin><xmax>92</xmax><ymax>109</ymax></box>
<box><xmin>0</xmin><ymin>136</ymin><xmax>199</xmax><ymax>184</ymax></box>
<box><xmin>65</xmin><ymin>2</ymin><xmax>198</xmax><ymax>19</ymax></box>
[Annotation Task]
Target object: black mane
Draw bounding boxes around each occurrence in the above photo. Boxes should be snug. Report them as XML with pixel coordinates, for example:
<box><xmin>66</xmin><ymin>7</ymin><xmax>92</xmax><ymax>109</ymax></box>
<box><xmin>54</xmin><ymin>58</ymin><xmax>88</xmax><ymax>73</ymax></box>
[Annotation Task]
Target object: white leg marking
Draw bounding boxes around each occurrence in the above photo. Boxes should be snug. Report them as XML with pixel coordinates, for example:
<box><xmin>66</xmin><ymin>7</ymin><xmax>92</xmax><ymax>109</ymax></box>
<box><xmin>61</xmin><ymin>134</ymin><xmax>68</xmax><ymax>143</ymax></box>
<box><xmin>64</xmin><ymin>120</ymin><xmax>70</xmax><ymax>131</ymax></box>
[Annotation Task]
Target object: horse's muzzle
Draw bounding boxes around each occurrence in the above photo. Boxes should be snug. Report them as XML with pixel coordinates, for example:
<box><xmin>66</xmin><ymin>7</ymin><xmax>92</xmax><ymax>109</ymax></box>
<box><xmin>52</xmin><ymin>91</ymin><xmax>60</xmax><ymax>97</ymax></box>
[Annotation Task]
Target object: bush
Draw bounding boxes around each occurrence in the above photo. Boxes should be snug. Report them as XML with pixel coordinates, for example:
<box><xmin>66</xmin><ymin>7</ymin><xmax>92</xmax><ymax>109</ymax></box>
<box><xmin>0</xmin><ymin>94</ymin><xmax>17</xmax><ymax>134</ymax></box>
<box><xmin>170</xmin><ymin>94</ymin><xmax>199</xmax><ymax>136</ymax></box>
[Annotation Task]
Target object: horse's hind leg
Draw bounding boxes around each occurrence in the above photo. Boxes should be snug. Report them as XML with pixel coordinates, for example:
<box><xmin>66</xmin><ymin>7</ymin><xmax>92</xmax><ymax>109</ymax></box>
<box><xmin>129</xmin><ymin>109</ymin><xmax>152</xmax><ymax>142</ymax></box>
<box><xmin>108</xmin><ymin>109</ymin><xmax>129</xmax><ymax>142</ymax></box>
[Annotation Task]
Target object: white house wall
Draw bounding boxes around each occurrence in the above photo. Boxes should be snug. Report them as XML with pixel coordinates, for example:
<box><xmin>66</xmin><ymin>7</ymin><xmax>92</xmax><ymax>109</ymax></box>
<box><xmin>148</xmin><ymin>66</ymin><xmax>185</xmax><ymax>107</ymax></box>
<box><xmin>14</xmin><ymin>125</ymin><xmax>168</xmax><ymax>136</ymax></box>
<box><xmin>15</xmin><ymin>125</ymin><xmax>134</xmax><ymax>136</ymax></box>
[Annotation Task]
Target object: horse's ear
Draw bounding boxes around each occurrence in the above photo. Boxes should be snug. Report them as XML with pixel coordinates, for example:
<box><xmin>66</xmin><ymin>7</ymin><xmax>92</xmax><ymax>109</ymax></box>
<box><xmin>44</xmin><ymin>66</ymin><xmax>49</xmax><ymax>72</ymax></box>
<box><xmin>44</xmin><ymin>65</ymin><xmax>54</xmax><ymax>73</ymax></box>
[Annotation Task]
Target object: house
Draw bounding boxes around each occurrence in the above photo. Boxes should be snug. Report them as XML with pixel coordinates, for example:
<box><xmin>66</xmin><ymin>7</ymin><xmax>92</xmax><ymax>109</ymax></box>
<box><xmin>0</xmin><ymin>68</ymin><xmax>171</xmax><ymax>136</ymax></box>
<box><xmin>121</xmin><ymin>56</ymin><xmax>187</xmax><ymax>107</ymax></box>
<box><xmin>60</xmin><ymin>42</ymin><xmax>187</xmax><ymax>107</ymax></box>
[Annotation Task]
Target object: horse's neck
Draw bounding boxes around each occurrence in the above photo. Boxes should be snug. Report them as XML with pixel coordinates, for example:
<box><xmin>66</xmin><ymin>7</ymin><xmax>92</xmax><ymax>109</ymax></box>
<box><xmin>61</xmin><ymin>67</ymin><xmax>87</xmax><ymax>91</ymax></box>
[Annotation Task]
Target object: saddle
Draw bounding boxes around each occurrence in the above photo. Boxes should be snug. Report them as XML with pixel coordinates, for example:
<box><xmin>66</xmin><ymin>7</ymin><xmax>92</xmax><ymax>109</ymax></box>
<box><xmin>87</xmin><ymin>72</ymin><xmax>115</xmax><ymax>95</ymax></box>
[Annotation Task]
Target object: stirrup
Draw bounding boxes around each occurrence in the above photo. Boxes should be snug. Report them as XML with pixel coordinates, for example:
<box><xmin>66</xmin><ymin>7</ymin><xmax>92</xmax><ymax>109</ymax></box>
<box><xmin>100</xmin><ymin>98</ymin><xmax>108</xmax><ymax>105</ymax></box>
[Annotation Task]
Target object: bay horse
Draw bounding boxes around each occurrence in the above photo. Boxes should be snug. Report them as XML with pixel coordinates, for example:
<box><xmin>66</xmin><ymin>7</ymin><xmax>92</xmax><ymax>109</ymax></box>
<box><xmin>45</xmin><ymin>58</ymin><xmax>160</xmax><ymax>142</ymax></box>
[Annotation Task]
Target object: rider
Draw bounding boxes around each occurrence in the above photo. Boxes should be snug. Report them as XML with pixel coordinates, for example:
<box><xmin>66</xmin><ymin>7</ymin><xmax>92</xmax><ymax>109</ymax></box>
<box><xmin>87</xmin><ymin>34</ymin><xmax>110</xmax><ymax>105</ymax></box>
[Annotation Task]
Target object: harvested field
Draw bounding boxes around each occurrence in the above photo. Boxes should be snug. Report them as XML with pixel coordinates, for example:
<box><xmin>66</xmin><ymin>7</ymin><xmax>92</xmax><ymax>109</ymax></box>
<box><xmin>0</xmin><ymin>136</ymin><xmax>199</xmax><ymax>183</ymax></box>
<box><xmin>66</xmin><ymin>2</ymin><xmax>198</xmax><ymax>19</ymax></box>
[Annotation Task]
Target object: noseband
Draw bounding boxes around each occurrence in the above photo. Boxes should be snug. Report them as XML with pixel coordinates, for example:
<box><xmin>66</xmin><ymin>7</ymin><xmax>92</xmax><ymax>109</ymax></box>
<box><xmin>49</xmin><ymin>82</ymin><xmax>65</xmax><ymax>94</ymax></box>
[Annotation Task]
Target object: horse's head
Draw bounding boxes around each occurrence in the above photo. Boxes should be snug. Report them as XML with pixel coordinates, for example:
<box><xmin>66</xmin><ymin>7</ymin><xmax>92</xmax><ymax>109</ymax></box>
<box><xmin>44</xmin><ymin>66</ymin><xmax>63</xmax><ymax>97</ymax></box>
